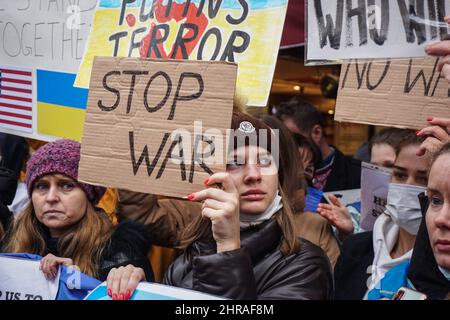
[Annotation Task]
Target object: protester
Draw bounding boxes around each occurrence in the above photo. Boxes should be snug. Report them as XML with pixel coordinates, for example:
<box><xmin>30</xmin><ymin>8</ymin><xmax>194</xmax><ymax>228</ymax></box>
<box><xmin>259</xmin><ymin>115</ymin><xmax>340</xmax><ymax>267</ymax></box>
<box><xmin>0</xmin><ymin>134</ymin><xmax>29</xmax><ymax>232</ymax></box>
<box><xmin>291</xmin><ymin>133</ymin><xmax>322</xmax><ymax>185</ymax></box>
<box><xmin>275</xmin><ymin>98</ymin><xmax>361</xmax><ymax>192</ymax></box>
<box><xmin>334</xmin><ymin>131</ymin><xmax>428</xmax><ymax>299</ymax></box>
<box><xmin>114</xmin><ymin>112</ymin><xmax>334</xmax><ymax>300</ymax></box>
<box><xmin>367</xmin><ymin>143</ymin><xmax>450</xmax><ymax>299</ymax></box>
<box><xmin>317</xmin><ymin>128</ymin><xmax>408</xmax><ymax>236</ymax></box>
<box><xmin>0</xmin><ymin>139</ymin><xmax>153</xmax><ymax>300</ymax></box>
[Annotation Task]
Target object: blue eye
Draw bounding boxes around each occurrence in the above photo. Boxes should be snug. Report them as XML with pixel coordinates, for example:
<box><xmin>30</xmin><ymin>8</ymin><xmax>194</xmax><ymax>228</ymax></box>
<box><xmin>259</xmin><ymin>157</ymin><xmax>272</xmax><ymax>167</ymax></box>
<box><xmin>430</xmin><ymin>196</ymin><xmax>443</xmax><ymax>207</ymax></box>
<box><xmin>34</xmin><ymin>182</ymin><xmax>49</xmax><ymax>191</ymax></box>
<box><xmin>228</xmin><ymin>158</ymin><xmax>245</xmax><ymax>167</ymax></box>
<box><xmin>60</xmin><ymin>182</ymin><xmax>75</xmax><ymax>192</ymax></box>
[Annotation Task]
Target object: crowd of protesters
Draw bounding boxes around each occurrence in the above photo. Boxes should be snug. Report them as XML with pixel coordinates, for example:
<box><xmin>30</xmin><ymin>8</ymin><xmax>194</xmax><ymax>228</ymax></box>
<box><xmin>0</xmin><ymin>34</ymin><xmax>449</xmax><ymax>301</ymax></box>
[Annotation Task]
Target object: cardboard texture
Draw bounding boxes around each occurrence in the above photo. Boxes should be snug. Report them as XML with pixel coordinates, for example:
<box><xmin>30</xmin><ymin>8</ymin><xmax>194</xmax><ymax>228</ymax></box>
<box><xmin>79</xmin><ymin>57</ymin><xmax>237</xmax><ymax>198</ymax></box>
<box><xmin>336</xmin><ymin>57</ymin><xmax>450</xmax><ymax>129</ymax></box>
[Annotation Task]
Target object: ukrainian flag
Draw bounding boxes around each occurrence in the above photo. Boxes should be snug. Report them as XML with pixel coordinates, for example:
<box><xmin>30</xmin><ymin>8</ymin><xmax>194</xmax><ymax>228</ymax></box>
<box><xmin>37</xmin><ymin>70</ymin><xmax>88</xmax><ymax>141</ymax></box>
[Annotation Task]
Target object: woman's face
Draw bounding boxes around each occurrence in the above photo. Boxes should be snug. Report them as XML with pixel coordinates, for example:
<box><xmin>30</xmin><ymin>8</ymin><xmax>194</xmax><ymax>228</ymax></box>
<box><xmin>32</xmin><ymin>174</ymin><xmax>88</xmax><ymax>237</ymax></box>
<box><xmin>227</xmin><ymin>145</ymin><xmax>278</xmax><ymax>215</ymax></box>
<box><xmin>391</xmin><ymin>144</ymin><xmax>429</xmax><ymax>187</ymax></box>
<box><xmin>426</xmin><ymin>154</ymin><xmax>450</xmax><ymax>269</ymax></box>
<box><xmin>371</xmin><ymin>143</ymin><xmax>396</xmax><ymax>168</ymax></box>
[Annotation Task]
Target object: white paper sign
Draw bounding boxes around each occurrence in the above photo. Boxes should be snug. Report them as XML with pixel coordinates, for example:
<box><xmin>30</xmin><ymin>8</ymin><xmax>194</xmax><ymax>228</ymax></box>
<box><xmin>324</xmin><ymin>188</ymin><xmax>361</xmax><ymax>207</ymax></box>
<box><xmin>0</xmin><ymin>1</ymin><xmax>96</xmax><ymax>73</ymax></box>
<box><xmin>0</xmin><ymin>256</ymin><xmax>60</xmax><ymax>300</ymax></box>
<box><xmin>360</xmin><ymin>162</ymin><xmax>392</xmax><ymax>231</ymax></box>
<box><xmin>306</xmin><ymin>0</ymin><xmax>450</xmax><ymax>63</ymax></box>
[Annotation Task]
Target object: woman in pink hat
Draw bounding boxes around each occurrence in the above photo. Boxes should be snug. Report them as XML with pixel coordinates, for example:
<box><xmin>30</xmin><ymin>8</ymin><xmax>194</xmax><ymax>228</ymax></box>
<box><xmin>1</xmin><ymin>139</ymin><xmax>153</xmax><ymax>300</ymax></box>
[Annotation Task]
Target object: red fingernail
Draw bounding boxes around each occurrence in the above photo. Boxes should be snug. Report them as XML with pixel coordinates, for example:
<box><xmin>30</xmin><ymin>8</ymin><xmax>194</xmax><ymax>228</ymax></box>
<box><xmin>112</xmin><ymin>293</ymin><xmax>118</xmax><ymax>300</ymax></box>
<box><xmin>187</xmin><ymin>193</ymin><xmax>195</xmax><ymax>201</ymax></box>
<box><xmin>126</xmin><ymin>290</ymin><xmax>131</xmax><ymax>300</ymax></box>
<box><xmin>427</xmin><ymin>116</ymin><xmax>433</xmax><ymax>122</ymax></box>
<box><xmin>107</xmin><ymin>289</ymin><xmax>112</xmax><ymax>296</ymax></box>
<box><xmin>416</xmin><ymin>130</ymin><xmax>421</xmax><ymax>136</ymax></box>
<box><xmin>119</xmin><ymin>293</ymin><xmax>124</xmax><ymax>300</ymax></box>
<box><xmin>203</xmin><ymin>178</ymin><xmax>209</xmax><ymax>185</ymax></box>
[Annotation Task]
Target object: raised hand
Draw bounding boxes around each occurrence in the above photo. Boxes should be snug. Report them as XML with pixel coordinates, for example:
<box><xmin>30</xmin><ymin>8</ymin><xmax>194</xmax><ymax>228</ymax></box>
<box><xmin>187</xmin><ymin>172</ymin><xmax>240</xmax><ymax>253</ymax></box>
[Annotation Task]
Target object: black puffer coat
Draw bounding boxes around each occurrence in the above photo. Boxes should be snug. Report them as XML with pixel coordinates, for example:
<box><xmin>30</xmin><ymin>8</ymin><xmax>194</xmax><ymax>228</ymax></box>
<box><xmin>41</xmin><ymin>220</ymin><xmax>154</xmax><ymax>281</ymax></box>
<box><xmin>163</xmin><ymin>219</ymin><xmax>334</xmax><ymax>300</ymax></box>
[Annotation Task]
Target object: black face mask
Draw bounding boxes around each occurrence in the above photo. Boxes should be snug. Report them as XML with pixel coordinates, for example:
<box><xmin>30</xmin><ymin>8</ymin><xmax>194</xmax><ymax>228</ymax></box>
<box><xmin>0</xmin><ymin>166</ymin><xmax>17</xmax><ymax>206</ymax></box>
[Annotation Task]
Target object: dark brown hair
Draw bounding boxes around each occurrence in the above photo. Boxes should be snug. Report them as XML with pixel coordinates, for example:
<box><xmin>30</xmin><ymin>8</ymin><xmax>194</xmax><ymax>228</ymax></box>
<box><xmin>395</xmin><ymin>129</ymin><xmax>426</xmax><ymax>156</ymax></box>
<box><xmin>258</xmin><ymin>115</ymin><xmax>307</xmax><ymax>198</ymax></box>
<box><xmin>368</xmin><ymin>128</ymin><xmax>410</xmax><ymax>158</ymax></box>
<box><xmin>275</xmin><ymin>98</ymin><xmax>325</xmax><ymax>133</ymax></box>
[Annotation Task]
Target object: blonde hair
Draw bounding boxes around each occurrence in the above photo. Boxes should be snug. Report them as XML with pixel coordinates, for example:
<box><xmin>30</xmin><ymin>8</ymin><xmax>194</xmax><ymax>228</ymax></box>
<box><xmin>2</xmin><ymin>201</ymin><xmax>113</xmax><ymax>278</ymax></box>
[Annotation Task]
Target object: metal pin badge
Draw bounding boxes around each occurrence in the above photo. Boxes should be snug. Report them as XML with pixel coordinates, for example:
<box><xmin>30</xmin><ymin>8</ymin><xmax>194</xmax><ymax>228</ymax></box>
<box><xmin>238</xmin><ymin>121</ymin><xmax>256</xmax><ymax>134</ymax></box>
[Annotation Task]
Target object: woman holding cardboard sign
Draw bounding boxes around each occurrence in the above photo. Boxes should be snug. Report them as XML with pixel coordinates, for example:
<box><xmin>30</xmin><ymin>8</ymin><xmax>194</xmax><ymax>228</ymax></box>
<box><xmin>113</xmin><ymin>112</ymin><xmax>333</xmax><ymax>300</ymax></box>
<box><xmin>0</xmin><ymin>139</ymin><xmax>154</xmax><ymax>300</ymax></box>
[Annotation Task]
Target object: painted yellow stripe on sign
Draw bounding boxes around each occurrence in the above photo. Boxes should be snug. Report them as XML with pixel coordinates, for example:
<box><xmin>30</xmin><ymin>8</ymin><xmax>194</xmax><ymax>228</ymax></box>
<box><xmin>37</xmin><ymin>102</ymin><xmax>86</xmax><ymax>141</ymax></box>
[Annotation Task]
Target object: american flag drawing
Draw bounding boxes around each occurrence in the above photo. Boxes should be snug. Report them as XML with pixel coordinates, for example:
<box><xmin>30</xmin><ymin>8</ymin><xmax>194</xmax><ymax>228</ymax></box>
<box><xmin>0</xmin><ymin>66</ymin><xmax>33</xmax><ymax>133</ymax></box>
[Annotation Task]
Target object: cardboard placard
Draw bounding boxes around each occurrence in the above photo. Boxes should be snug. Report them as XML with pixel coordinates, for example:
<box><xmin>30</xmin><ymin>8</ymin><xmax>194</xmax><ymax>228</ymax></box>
<box><xmin>79</xmin><ymin>57</ymin><xmax>237</xmax><ymax>198</ymax></box>
<box><xmin>335</xmin><ymin>57</ymin><xmax>450</xmax><ymax>129</ymax></box>
<box><xmin>306</xmin><ymin>0</ymin><xmax>450</xmax><ymax>63</ymax></box>
<box><xmin>74</xmin><ymin>0</ymin><xmax>289</xmax><ymax>107</ymax></box>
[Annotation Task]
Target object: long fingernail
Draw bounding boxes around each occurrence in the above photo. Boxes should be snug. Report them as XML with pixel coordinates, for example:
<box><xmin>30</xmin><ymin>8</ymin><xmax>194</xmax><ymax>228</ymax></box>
<box><xmin>203</xmin><ymin>178</ymin><xmax>209</xmax><ymax>185</ymax></box>
<box><xmin>119</xmin><ymin>293</ymin><xmax>124</xmax><ymax>300</ymax></box>
<box><xmin>126</xmin><ymin>290</ymin><xmax>131</xmax><ymax>300</ymax></box>
<box><xmin>112</xmin><ymin>293</ymin><xmax>118</xmax><ymax>300</ymax></box>
<box><xmin>107</xmin><ymin>289</ymin><xmax>112</xmax><ymax>297</ymax></box>
<box><xmin>187</xmin><ymin>193</ymin><xmax>195</xmax><ymax>201</ymax></box>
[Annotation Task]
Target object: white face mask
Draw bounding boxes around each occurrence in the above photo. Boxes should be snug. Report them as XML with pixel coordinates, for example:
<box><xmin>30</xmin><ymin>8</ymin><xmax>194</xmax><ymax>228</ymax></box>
<box><xmin>385</xmin><ymin>183</ymin><xmax>426</xmax><ymax>235</ymax></box>
<box><xmin>438</xmin><ymin>266</ymin><xmax>450</xmax><ymax>282</ymax></box>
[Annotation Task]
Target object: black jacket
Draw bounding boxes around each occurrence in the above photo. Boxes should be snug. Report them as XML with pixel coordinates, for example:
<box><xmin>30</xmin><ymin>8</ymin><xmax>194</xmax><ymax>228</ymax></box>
<box><xmin>0</xmin><ymin>133</ymin><xmax>27</xmax><ymax>177</ymax></box>
<box><xmin>163</xmin><ymin>219</ymin><xmax>334</xmax><ymax>300</ymax></box>
<box><xmin>97</xmin><ymin>220</ymin><xmax>154</xmax><ymax>281</ymax></box>
<box><xmin>334</xmin><ymin>231</ymin><xmax>374</xmax><ymax>300</ymax></box>
<box><xmin>0</xmin><ymin>166</ymin><xmax>17</xmax><ymax>232</ymax></box>
<box><xmin>323</xmin><ymin>146</ymin><xmax>361</xmax><ymax>192</ymax></box>
<box><xmin>407</xmin><ymin>196</ymin><xmax>450</xmax><ymax>299</ymax></box>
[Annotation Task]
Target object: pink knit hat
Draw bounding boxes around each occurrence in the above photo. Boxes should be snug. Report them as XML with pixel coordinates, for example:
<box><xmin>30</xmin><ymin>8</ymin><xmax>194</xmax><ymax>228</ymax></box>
<box><xmin>25</xmin><ymin>139</ymin><xmax>106</xmax><ymax>205</ymax></box>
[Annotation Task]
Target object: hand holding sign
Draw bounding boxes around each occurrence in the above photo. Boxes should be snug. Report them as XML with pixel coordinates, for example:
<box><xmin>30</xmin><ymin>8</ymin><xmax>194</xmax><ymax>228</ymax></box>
<box><xmin>106</xmin><ymin>264</ymin><xmax>146</xmax><ymax>301</ymax></box>
<box><xmin>188</xmin><ymin>172</ymin><xmax>240</xmax><ymax>253</ymax></box>
<box><xmin>39</xmin><ymin>254</ymin><xmax>74</xmax><ymax>280</ymax></box>
<box><xmin>417</xmin><ymin>117</ymin><xmax>450</xmax><ymax>157</ymax></box>
<box><xmin>425</xmin><ymin>16</ymin><xmax>450</xmax><ymax>87</ymax></box>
